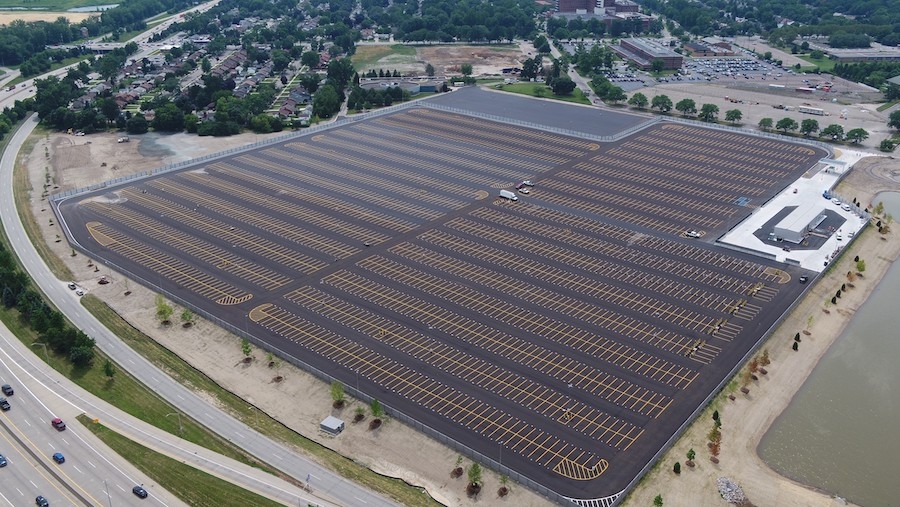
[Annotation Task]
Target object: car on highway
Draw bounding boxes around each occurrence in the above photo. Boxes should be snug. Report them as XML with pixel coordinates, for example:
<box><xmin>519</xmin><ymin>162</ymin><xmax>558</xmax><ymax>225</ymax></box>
<box><xmin>0</xmin><ymin>454</ymin><xmax>7</xmax><ymax>467</ymax></box>
<box><xmin>51</xmin><ymin>452</ymin><xmax>65</xmax><ymax>464</ymax></box>
<box><xmin>0</xmin><ymin>397</ymin><xmax>9</xmax><ymax>411</ymax></box>
<box><xmin>1</xmin><ymin>384</ymin><xmax>12</xmax><ymax>396</ymax></box>
<box><xmin>51</xmin><ymin>418</ymin><xmax>66</xmax><ymax>431</ymax></box>
<box><xmin>132</xmin><ymin>485</ymin><xmax>148</xmax><ymax>499</ymax></box>
<box><xmin>35</xmin><ymin>496</ymin><xmax>49</xmax><ymax>507</ymax></box>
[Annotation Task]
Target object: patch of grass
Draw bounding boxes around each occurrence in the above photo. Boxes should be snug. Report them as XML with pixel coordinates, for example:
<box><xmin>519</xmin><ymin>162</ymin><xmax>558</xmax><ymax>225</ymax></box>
<box><xmin>796</xmin><ymin>55</ymin><xmax>836</xmax><ymax>73</ymax></box>
<box><xmin>495</xmin><ymin>82</ymin><xmax>591</xmax><ymax>104</ymax></box>
<box><xmin>876</xmin><ymin>100</ymin><xmax>898</xmax><ymax>112</ymax></box>
<box><xmin>351</xmin><ymin>44</ymin><xmax>418</xmax><ymax>71</ymax></box>
<box><xmin>79</xmin><ymin>415</ymin><xmax>284</xmax><ymax>507</ymax></box>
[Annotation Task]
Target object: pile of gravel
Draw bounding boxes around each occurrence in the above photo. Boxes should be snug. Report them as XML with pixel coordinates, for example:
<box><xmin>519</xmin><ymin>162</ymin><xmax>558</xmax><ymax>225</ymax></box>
<box><xmin>717</xmin><ymin>477</ymin><xmax>747</xmax><ymax>504</ymax></box>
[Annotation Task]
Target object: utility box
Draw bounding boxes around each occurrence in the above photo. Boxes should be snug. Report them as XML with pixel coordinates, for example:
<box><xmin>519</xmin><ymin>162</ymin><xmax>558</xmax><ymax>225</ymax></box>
<box><xmin>320</xmin><ymin>415</ymin><xmax>345</xmax><ymax>435</ymax></box>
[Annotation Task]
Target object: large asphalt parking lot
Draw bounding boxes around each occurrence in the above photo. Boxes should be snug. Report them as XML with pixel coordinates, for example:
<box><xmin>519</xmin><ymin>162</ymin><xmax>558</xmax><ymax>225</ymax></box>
<box><xmin>55</xmin><ymin>88</ymin><xmax>827</xmax><ymax>501</ymax></box>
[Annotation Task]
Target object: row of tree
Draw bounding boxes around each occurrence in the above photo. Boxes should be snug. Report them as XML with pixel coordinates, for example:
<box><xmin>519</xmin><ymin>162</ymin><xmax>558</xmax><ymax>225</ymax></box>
<box><xmin>0</xmin><ymin>243</ymin><xmax>95</xmax><ymax>367</ymax></box>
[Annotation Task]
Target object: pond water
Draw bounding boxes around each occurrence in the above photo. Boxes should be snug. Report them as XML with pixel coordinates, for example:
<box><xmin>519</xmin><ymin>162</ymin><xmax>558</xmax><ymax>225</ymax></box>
<box><xmin>759</xmin><ymin>191</ymin><xmax>900</xmax><ymax>507</ymax></box>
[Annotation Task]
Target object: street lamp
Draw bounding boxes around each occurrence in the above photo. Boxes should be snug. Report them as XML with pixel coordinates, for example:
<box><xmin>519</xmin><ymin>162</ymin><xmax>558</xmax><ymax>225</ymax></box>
<box><xmin>165</xmin><ymin>412</ymin><xmax>183</xmax><ymax>434</ymax></box>
<box><xmin>104</xmin><ymin>480</ymin><xmax>113</xmax><ymax>507</ymax></box>
<box><xmin>31</xmin><ymin>342</ymin><xmax>49</xmax><ymax>362</ymax></box>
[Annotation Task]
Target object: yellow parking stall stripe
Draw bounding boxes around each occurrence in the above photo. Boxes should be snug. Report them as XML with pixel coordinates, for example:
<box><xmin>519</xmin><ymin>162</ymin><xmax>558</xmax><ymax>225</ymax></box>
<box><xmin>209</xmin><ymin>162</ymin><xmax>415</xmax><ymax>232</ymax></box>
<box><xmin>122</xmin><ymin>188</ymin><xmax>326</xmax><ymax>275</ymax></box>
<box><xmin>152</xmin><ymin>177</ymin><xmax>360</xmax><ymax>259</ymax></box>
<box><xmin>86</xmin><ymin>221</ymin><xmax>251</xmax><ymax>305</ymax></box>
<box><xmin>304</xmin><ymin>273</ymin><xmax>648</xmax><ymax>443</ymax></box>
<box><xmin>248</xmin><ymin>303</ymin><xmax>608</xmax><ymax>478</ymax></box>
<box><xmin>84</xmin><ymin>202</ymin><xmax>290</xmax><ymax>290</ymax></box>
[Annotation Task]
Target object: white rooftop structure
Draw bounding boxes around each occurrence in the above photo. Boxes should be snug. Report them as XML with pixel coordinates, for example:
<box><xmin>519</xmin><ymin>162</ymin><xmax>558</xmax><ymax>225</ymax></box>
<box><xmin>718</xmin><ymin>148</ymin><xmax>872</xmax><ymax>272</ymax></box>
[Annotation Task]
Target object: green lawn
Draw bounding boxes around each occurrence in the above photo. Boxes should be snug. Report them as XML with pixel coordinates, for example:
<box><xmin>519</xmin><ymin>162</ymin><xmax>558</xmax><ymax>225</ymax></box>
<box><xmin>79</xmin><ymin>416</ymin><xmax>284</xmax><ymax>507</ymax></box>
<box><xmin>351</xmin><ymin>44</ymin><xmax>418</xmax><ymax>72</ymax></box>
<box><xmin>495</xmin><ymin>82</ymin><xmax>591</xmax><ymax>105</ymax></box>
<box><xmin>797</xmin><ymin>54</ymin><xmax>836</xmax><ymax>73</ymax></box>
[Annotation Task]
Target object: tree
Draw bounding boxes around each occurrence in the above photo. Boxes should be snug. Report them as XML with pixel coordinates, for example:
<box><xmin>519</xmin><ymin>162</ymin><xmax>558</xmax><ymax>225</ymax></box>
<box><xmin>628</xmin><ymin>92</ymin><xmax>648</xmax><ymax>109</ymax></box>
<box><xmin>724</xmin><ymin>109</ymin><xmax>742</xmax><ymax>124</ymax></box>
<box><xmin>155</xmin><ymin>294</ymin><xmax>173</xmax><ymax>323</ymax></box>
<box><xmin>792</xmin><ymin>341</ymin><xmax>799</xmax><ymax>351</ymax></box>
<box><xmin>776</xmin><ymin>117</ymin><xmax>799</xmax><ymax>133</ymax></box>
<box><xmin>126</xmin><ymin>113</ymin><xmax>149</xmax><ymax>134</ymax></box>
<box><xmin>241</xmin><ymin>338</ymin><xmax>252</xmax><ymax>359</ymax></box>
<box><xmin>675</xmin><ymin>98</ymin><xmax>696</xmax><ymax>116</ymax></box>
<box><xmin>889</xmin><ymin>110</ymin><xmax>900</xmax><ymax>130</ymax></box>
<box><xmin>103</xmin><ymin>358</ymin><xmax>116</xmax><ymax>379</ymax></box>
<box><xmin>370</xmin><ymin>398</ymin><xmax>384</xmax><ymax>419</ymax></box>
<box><xmin>845</xmin><ymin>128</ymin><xmax>869</xmax><ymax>144</ymax></box>
<box><xmin>687</xmin><ymin>448</ymin><xmax>696</xmax><ymax>464</ymax></box>
<box><xmin>301</xmin><ymin>51</ymin><xmax>320</xmax><ymax>69</ymax></box>
<box><xmin>330</xmin><ymin>381</ymin><xmax>345</xmax><ymax>407</ymax></box>
<box><xmin>698</xmin><ymin>103</ymin><xmax>719</xmax><ymax>122</ymax></box>
<box><xmin>551</xmin><ymin>76</ymin><xmax>576</xmax><ymax>95</ymax></box>
<box><xmin>605</xmin><ymin>86</ymin><xmax>627</xmax><ymax>103</ymax></box>
<box><xmin>460</xmin><ymin>63</ymin><xmax>473</xmax><ymax>77</ymax></box>
<box><xmin>673</xmin><ymin>462</ymin><xmax>681</xmax><ymax>474</ymax></box>
<box><xmin>654</xmin><ymin>494</ymin><xmax>664</xmax><ymax>507</ymax></box>
<box><xmin>312</xmin><ymin>84</ymin><xmax>341</xmax><ymax>118</ymax></box>
<box><xmin>467</xmin><ymin>462</ymin><xmax>482</xmax><ymax>488</ymax></box>
<box><xmin>152</xmin><ymin>102</ymin><xmax>186</xmax><ymax>132</ymax></box>
<box><xmin>425</xmin><ymin>63</ymin><xmax>435</xmax><ymax>77</ymax></box>
<box><xmin>180</xmin><ymin>309</ymin><xmax>193</xmax><ymax>326</ymax></box>
<box><xmin>800</xmin><ymin>118</ymin><xmax>819</xmax><ymax>136</ymax></box>
<box><xmin>758</xmin><ymin>117</ymin><xmax>774</xmax><ymax>131</ymax></box>
<box><xmin>650</xmin><ymin>59</ymin><xmax>664</xmax><ymax>74</ymax></box>
<box><xmin>651</xmin><ymin>95</ymin><xmax>673</xmax><ymax>113</ymax></box>
<box><xmin>857</xmin><ymin>259</ymin><xmax>866</xmax><ymax>273</ymax></box>
<box><xmin>821</xmin><ymin>124</ymin><xmax>844</xmax><ymax>141</ymax></box>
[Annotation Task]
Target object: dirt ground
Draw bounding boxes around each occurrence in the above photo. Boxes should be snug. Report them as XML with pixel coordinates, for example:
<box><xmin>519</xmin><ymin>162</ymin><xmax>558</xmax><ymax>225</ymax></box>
<box><xmin>22</xmin><ymin>45</ymin><xmax>900</xmax><ymax>507</ymax></box>
<box><xmin>0</xmin><ymin>11</ymin><xmax>95</xmax><ymax>26</ymax></box>
<box><xmin>418</xmin><ymin>44</ymin><xmax>529</xmax><ymax>76</ymax></box>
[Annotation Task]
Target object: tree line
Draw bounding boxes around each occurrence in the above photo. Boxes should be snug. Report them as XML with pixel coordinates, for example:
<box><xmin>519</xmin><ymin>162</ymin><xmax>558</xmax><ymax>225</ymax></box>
<box><xmin>0</xmin><ymin>243</ymin><xmax>96</xmax><ymax>367</ymax></box>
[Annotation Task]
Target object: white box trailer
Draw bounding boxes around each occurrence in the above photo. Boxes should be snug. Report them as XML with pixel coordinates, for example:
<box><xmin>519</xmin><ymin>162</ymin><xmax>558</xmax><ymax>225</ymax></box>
<box><xmin>499</xmin><ymin>189</ymin><xmax>518</xmax><ymax>201</ymax></box>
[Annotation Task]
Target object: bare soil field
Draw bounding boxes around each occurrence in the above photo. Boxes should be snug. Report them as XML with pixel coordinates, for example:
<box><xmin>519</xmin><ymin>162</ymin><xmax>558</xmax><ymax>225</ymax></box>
<box><xmin>0</xmin><ymin>11</ymin><xmax>95</xmax><ymax>25</ymax></box>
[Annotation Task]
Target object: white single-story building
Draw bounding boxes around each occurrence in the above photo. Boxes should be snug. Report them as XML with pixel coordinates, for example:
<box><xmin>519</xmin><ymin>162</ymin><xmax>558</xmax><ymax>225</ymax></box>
<box><xmin>320</xmin><ymin>415</ymin><xmax>345</xmax><ymax>435</ymax></box>
<box><xmin>773</xmin><ymin>207</ymin><xmax>826</xmax><ymax>244</ymax></box>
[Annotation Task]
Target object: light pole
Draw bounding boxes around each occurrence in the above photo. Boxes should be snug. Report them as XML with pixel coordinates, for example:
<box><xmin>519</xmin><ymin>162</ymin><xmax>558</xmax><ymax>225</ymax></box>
<box><xmin>104</xmin><ymin>480</ymin><xmax>112</xmax><ymax>507</ymax></box>
<box><xmin>31</xmin><ymin>342</ymin><xmax>49</xmax><ymax>362</ymax></box>
<box><xmin>165</xmin><ymin>412</ymin><xmax>183</xmax><ymax>434</ymax></box>
<box><xmin>248</xmin><ymin>406</ymin><xmax>258</xmax><ymax>428</ymax></box>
